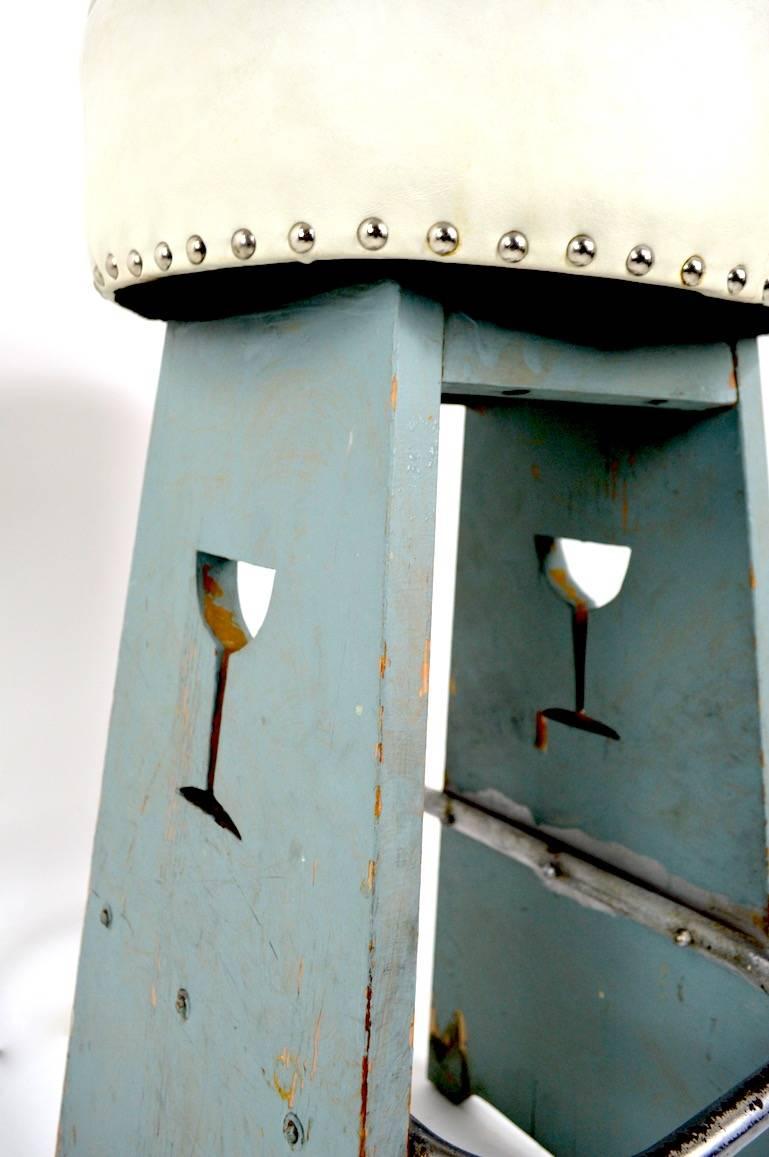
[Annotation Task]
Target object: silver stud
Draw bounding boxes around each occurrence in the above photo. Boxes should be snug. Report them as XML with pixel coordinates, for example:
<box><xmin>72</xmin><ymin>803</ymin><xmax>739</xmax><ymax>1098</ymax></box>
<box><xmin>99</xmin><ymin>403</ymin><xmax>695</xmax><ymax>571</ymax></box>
<box><xmin>186</xmin><ymin>235</ymin><xmax>207</xmax><ymax>265</ymax></box>
<box><xmin>498</xmin><ymin>230</ymin><xmax>528</xmax><ymax>264</ymax></box>
<box><xmin>357</xmin><ymin>216</ymin><xmax>389</xmax><ymax>251</ymax></box>
<box><xmin>681</xmin><ymin>255</ymin><xmax>705</xmax><ymax>287</ymax></box>
<box><xmin>154</xmin><ymin>242</ymin><xmax>173</xmax><ymax>272</ymax></box>
<box><xmin>428</xmin><ymin>221</ymin><xmax>459</xmax><ymax>256</ymax></box>
<box><xmin>626</xmin><ymin>245</ymin><xmax>654</xmax><ymax>277</ymax></box>
<box><xmin>727</xmin><ymin>265</ymin><xmax>747</xmax><ymax>296</ymax></box>
<box><xmin>674</xmin><ymin>928</ymin><xmax>693</xmax><ymax>947</ymax></box>
<box><xmin>288</xmin><ymin>222</ymin><xmax>315</xmax><ymax>254</ymax></box>
<box><xmin>763</xmin><ymin>279</ymin><xmax>769</xmax><ymax>306</ymax></box>
<box><xmin>92</xmin><ymin>265</ymin><xmax>105</xmax><ymax>289</ymax></box>
<box><xmin>105</xmin><ymin>253</ymin><xmax>118</xmax><ymax>280</ymax></box>
<box><xmin>231</xmin><ymin>228</ymin><xmax>256</xmax><ymax>260</ymax></box>
<box><xmin>127</xmin><ymin>250</ymin><xmax>143</xmax><ymax>278</ymax></box>
<box><xmin>566</xmin><ymin>234</ymin><xmax>596</xmax><ymax>267</ymax></box>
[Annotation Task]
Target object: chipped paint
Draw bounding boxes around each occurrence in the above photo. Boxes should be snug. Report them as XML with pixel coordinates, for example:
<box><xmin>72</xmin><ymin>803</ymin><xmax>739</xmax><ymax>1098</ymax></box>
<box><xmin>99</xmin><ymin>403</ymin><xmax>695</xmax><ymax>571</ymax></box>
<box><xmin>202</xmin><ymin>565</ymin><xmax>248</xmax><ymax>653</ymax></box>
<box><xmin>379</xmin><ymin>645</ymin><xmax>389</xmax><ymax>678</ymax></box>
<box><xmin>359</xmin><ymin>942</ymin><xmax>376</xmax><ymax>1157</ymax></box>
<box><xmin>419</xmin><ymin>639</ymin><xmax>431</xmax><ymax>698</ymax></box>
<box><xmin>375</xmin><ymin>741</ymin><xmax>384</xmax><ymax>764</ymax></box>
<box><xmin>374</xmin><ymin>785</ymin><xmax>383</xmax><ymax>819</ymax></box>
<box><xmin>311</xmin><ymin>1013</ymin><xmax>323</xmax><ymax>1079</ymax></box>
<box><xmin>390</xmin><ymin>374</ymin><xmax>399</xmax><ymax>411</ymax></box>
<box><xmin>750</xmin><ymin>566</ymin><xmax>757</xmax><ymax>590</ymax></box>
<box><xmin>535</xmin><ymin>710</ymin><xmax>549</xmax><ymax>752</ymax></box>
<box><xmin>362</xmin><ymin>859</ymin><xmax>378</xmax><ymax>894</ymax></box>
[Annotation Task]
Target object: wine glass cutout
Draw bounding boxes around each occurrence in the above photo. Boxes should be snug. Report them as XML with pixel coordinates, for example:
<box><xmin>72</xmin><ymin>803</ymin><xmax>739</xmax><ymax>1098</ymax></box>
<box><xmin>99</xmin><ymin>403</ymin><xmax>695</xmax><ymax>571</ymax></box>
<box><xmin>180</xmin><ymin>552</ymin><xmax>276</xmax><ymax>839</ymax></box>
<box><xmin>535</xmin><ymin>536</ymin><xmax>631</xmax><ymax>743</ymax></box>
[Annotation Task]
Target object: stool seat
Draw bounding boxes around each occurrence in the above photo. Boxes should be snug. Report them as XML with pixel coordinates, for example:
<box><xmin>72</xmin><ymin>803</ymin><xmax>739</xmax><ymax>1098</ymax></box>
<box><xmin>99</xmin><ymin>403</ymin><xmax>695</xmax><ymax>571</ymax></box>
<box><xmin>84</xmin><ymin>0</ymin><xmax>769</xmax><ymax>311</ymax></box>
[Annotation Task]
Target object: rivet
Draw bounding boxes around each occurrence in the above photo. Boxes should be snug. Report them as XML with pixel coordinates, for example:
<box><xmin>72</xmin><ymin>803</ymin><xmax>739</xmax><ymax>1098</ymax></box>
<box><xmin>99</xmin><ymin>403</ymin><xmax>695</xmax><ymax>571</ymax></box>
<box><xmin>763</xmin><ymin>279</ymin><xmax>769</xmax><ymax>306</ymax></box>
<box><xmin>674</xmin><ymin>928</ymin><xmax>693</xmax><ymax>947</ymax></box>
<box><xmin>93</xmin><ymin>265</ymin><xmax>105</xmax><ymax>289</ymax></box>
<box><xmin>283</xmin><ymin>1113</ymin><xmax>304</xmax><ymax>1148</ymax></box>
<box><xmin>154</xmin><ymin>242</ymin><xmax>173</xmax><ymax>271</ymax></box>
<box><xmin>357</xmin><ymin>216</ymin><xmax>389</xmax><ymax>251</ymax></box>
<box><xmin>626</xmin><ymin>245</ymin><xmax>654</xmax><ymax>277</ymax></box>
<box><xmin>566</xmin><ymin>234</ymin><xmax>596</xmax><ymax>267</ymax></box>
<box><xmin>497</xmin><ymin>230</ymin><xmax>528</xmax><ymax>264</ymax></box>
<box><xmin>127</xmin><ymin>250</ymin><xmax>143</xmax><ymax>278</ymax></box>
<box><xmin>231</xmin><ymin>228</ymin><xmax>256</xmax><ymax>260</ymax></box>
<box><xmin>99</xmin><ymin>905</ymin><xmax>112</xmax><ymax>927</ymax></box>
<box><xmin>186</xmin><ymin>235</ymin><xmax>207</xmax><ymax>265</ymax></box>
<box><xmin>681</xmin><ymin>255</ymin><xmax>705</xmax><ymax>287</ymax></box>
<box><xmin>542</xmin><ymin>862</ymin><xmax>559</xmax><ymax>879</ymax></box>
<box><xmin>728</xmin><ymin>265</ymin><xmax>747</xmax><ymax>296</ymax></box>
<box><xmin>288</xmin><ymin>222</ymin><xmax>315</xmax><ymax>254</ymax></box>
<box><xmin>175</xmin><ymin>988</ymin><xmax>190</xmax><ymax>1019</ymax></box>
<box><xmin>105</xmin><ymin>253</ymin><xmax>119</xmax><ymax>280</ymax></box>
<box><xmin>427</xmin><ymin>221</ymin><xmax>459</xmax><ymax>256</ymax></box>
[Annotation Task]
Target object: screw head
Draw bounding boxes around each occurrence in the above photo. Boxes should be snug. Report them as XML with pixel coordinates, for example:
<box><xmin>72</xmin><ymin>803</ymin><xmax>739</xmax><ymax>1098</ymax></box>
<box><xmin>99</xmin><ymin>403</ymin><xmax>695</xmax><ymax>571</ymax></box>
<box><xmin>727</xmin><ymin>265</ymin><xmax>747</xmax><ymax>296</ymax></box>
<box><xmin>681</xmin><ymin>255</ymin><xmax>705</xmax><ymax>287</ymax></box>
<box><xmin>175</xmin><ymin>988</ymin><xmax>190</xmax><ymax>1019</ymax></box>
<box><xmin>93</xmin><ymin>265</ymin><xmax>105</xmax><ymax>289</ymax></box>
<box><xmin>674</xmin><ymin>928</ymin><xmax>693</xmax><ymax>947</ymax></box>
<box><xmin>231</xmin><ymin>228</ymin><xmax>256</xmax><ymax>260</ymax></box>
<box><xmin>498</xmin><ymin>230</ymin><xmax>528</xmax><ymax>264</ymax></box>
<box><xmin>566</xmin><ymin>234</ymin><xmax>596</xmax><ymax>267</ymax></box>
<box><xmin>357</xmin><ymin>216</ymin><xmax>389</xmax><ymax>251</ymax></box>
<box><xmin>542</xmin><ymin>861</ymin><xmax>559</xmax><ymax>879</ymax></box>
<box><xmin>288</xmin><ymin>222</ymin><xmax>315</xmax><ymax>254</ymax></box>
<box><xmin>283</xmin><ymin>1112</ymin><xmax>304</xmax><ymax>1148</ymax></box>
<box><xmin>626</xmin><ymin>244</ymin><xmax>654</xmax><ymax>277</ymax></box>
<box><xmin>154</xmin><ymin>242</ymin><xmax>173</xmax><ymax>271</ymax></box>
<box><xmin>99</xmin><ymin>905</ymin><xmax>112</xmax><ymax>927</ymax></box>
<box><xmin>105</xmin><ymin>253</ymin><xmax>119</xmax><ymax>280</ymax></box>
<box><xmin>186</xmin><ymin>235</ymin><xmax>207</xmax><ymax>265</ymax></box>
<box><xmin>427</xmin><ymin>221</ymin><xmax>459</xmax><ymax>256</ymax></box>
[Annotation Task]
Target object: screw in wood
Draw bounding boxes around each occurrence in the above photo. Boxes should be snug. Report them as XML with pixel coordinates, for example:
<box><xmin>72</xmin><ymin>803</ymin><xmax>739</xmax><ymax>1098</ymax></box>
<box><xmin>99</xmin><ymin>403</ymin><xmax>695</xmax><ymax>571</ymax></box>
<box><xmin>175</xmin><ymin>988</ymin><xmax>190</xmax><ymax>1020</ymax></box>
<box><xmin>283</xmin><ymin>1113</ymin><xmax>304</xmax><ymax>1148</ymax></box>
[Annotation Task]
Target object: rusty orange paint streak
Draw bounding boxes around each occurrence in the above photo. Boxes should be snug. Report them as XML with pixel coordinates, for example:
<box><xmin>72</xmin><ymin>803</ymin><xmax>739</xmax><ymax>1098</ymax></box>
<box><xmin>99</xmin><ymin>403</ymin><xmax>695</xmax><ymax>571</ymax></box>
<box><xmin>535</xmin><ymin>710</ymin><xmax>549</xmax><ymax>752</ymax></box>
<box><xmin>390</xmin><ymin>375</ymin><xmax>399</xmax><ymax>411</ymax></box>
<box><xmin>548</xmin><ymin>567</ymin><xmax>586</xmax><ymax>611</ymax></box>
<box><xmin>379</xmin><ymin>645</ymin><xmax>389</xmax><ymax>678</ymax></box>
<box><xmin>530</xmin><ymin>464</ymin><xmax>541</xmax><ymax>480</ymax></box>
<box><xmin>202</xmin><ymin>564</ymin><xmax>248</xmax><ymax>652</ymax></box>
<box><xmin>729</xmin><ymin>368</ymin><xmax>738</xmax><ymax>392</ymax></box>
<box><xmin>359</xmin><ymin>943</ymin><xmax>375</xmax><ymax>1157</ymax></box>
<box><xmin>273</xmin><ymin>1071</ymin><xmax>299</xmax><ymax>1107</ymax></box>
<box><xmin>374</xmin><ymin>785</ymin><xmax>382</xmax><ymax>819</ymax></box>
<box><xmin>375</xmin><ymin>742</ymin><xmax>384</xmax><ymax>764</ymax></box>
<box><xmin>419</xmin><ymin>639</ymin><xmax>431</xmax><ymax>698</ymax></box>
<box><xmin>750</xmin><ymin>566</ymin><xmax>757</xmax><ymax>590</ymax></box>
<box><xmin>365</xmin><ymin>859</ymin><xmax>378</xmax><ymax>893</ymax></box>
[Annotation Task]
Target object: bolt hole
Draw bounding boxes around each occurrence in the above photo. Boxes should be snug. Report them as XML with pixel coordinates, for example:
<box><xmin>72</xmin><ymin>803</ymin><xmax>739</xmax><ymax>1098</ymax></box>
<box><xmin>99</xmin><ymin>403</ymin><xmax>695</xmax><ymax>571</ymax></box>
<box><xmin>99</xmin><ymin>905</ymin><xmax>112</xmax><ymax>928</ymax></box>
<box><xmin>175</xmin><ymin>988</ymin><xmax>190</xmax><ymax>1020</ymax></box>
<box><xmin>283</xmin><ymin>1113</ymin><xmax>304</xmax><ymax>1148</ymax></box>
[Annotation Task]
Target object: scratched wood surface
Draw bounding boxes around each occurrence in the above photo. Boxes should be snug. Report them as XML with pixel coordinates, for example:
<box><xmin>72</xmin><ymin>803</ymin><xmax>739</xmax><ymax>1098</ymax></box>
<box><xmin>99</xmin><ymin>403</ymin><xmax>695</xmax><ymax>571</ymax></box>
<box><xmin>431</xmin><ymin>337</ymin><xmax>769</xmax><ymax>1153</ymax></box>
<box><xmin>58</xmin><ymin>283</ymin><xmax>442</xmax><ymax>1156</ymax></box>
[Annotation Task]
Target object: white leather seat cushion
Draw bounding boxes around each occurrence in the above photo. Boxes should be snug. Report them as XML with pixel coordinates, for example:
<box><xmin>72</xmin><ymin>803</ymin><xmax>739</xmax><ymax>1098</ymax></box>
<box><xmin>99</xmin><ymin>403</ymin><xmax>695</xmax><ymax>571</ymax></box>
<box><xmin>84</xmin><ymin>0</ymin><xmax>769</xmax><ymax>307</ymax></box>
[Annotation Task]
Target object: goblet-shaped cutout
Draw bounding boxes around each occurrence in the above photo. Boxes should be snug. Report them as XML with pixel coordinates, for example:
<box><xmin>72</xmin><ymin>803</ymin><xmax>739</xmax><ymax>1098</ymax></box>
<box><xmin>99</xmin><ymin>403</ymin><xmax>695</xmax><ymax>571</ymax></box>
<box><xmin>179</xmin><ymin>552</ymin><xmax>276</xmax><ymax>839</ymax></box>
<box><xmin>536</xmin><ymin>536</ymin><xmax>631</xmax><ymax>744</ymax></box>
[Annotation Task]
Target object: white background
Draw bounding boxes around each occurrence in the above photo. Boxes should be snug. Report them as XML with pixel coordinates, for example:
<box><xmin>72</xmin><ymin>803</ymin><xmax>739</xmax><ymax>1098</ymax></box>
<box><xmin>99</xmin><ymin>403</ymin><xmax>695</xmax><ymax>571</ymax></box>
<box><xmin>0</xmin><ymin>5</ymin><xmax>765</xmax><ymax>1156</ymax></box>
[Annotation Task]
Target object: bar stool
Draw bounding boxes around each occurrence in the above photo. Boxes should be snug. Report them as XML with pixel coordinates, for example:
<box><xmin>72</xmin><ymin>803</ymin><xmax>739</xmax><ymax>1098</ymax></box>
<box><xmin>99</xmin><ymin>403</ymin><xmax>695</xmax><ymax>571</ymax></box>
<box><xmin>60</xmin><ymin>2</ymin><xmax>769</xmax><ymax>1153</ymax></box>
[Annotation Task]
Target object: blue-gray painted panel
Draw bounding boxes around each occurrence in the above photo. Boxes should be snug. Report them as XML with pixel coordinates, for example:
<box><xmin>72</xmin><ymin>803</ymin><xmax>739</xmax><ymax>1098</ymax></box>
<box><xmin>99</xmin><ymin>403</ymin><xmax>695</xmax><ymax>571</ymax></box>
<box><xmin>59</xmin><ymin>284</ymin><xmax>442</xmax><ymax>1156</ymax></box>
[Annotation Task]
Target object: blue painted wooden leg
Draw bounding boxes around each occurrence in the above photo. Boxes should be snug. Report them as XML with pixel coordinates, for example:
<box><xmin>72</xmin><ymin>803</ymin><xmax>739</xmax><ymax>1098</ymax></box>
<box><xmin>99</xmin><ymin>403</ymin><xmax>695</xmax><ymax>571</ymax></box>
<box><xmin>58</xmin><ymin>283</ymin><xmax>443</xmax><ymax>1156</ymax></box>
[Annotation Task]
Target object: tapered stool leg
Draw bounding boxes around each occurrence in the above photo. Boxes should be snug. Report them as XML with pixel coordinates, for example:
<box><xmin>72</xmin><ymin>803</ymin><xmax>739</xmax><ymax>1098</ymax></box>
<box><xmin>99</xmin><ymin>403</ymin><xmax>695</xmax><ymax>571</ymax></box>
<box><xmin>58</xmin><ymin>282</ymin><xmax>442</xmax><ymax>1156</ymax></box>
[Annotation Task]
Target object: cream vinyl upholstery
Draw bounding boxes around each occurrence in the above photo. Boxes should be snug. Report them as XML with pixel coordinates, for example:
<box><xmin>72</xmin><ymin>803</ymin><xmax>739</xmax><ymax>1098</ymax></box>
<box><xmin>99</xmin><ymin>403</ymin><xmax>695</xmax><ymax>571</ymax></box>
<box><xmin>84</xmin><ymin>0</ymin><xmax>769</xmax><ymax>310</ymax></box>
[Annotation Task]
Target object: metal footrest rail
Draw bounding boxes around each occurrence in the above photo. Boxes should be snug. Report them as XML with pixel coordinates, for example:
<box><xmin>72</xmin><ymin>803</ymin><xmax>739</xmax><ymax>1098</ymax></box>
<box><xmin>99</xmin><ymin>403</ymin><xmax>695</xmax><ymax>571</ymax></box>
<box><xmin>418</xmin><ymin>787</ymin><xmax>769</xmax><ymax>1154</ymax></box>
<box><xmin>409</xmin><ymin>1057</ymin><xmax>769</xmax><ymax>1156</ymax></box>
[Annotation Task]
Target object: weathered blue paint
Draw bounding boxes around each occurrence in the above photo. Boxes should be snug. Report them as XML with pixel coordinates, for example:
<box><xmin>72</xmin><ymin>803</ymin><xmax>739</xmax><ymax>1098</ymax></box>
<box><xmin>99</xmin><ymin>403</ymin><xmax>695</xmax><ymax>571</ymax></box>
<box><xmin>58</xmin><ymin>283</ymin><xmax>442</xmax><ymax>1156</ymax></box>
<box><xmin>432</xmin><ymin>337</ymin><xmax>769</xmax><ymax>1154</ymax></box>
<box><xmin>442</xmin><ymin>313</ymin><xmax>736</xmax><ymax>408</ymax></box>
